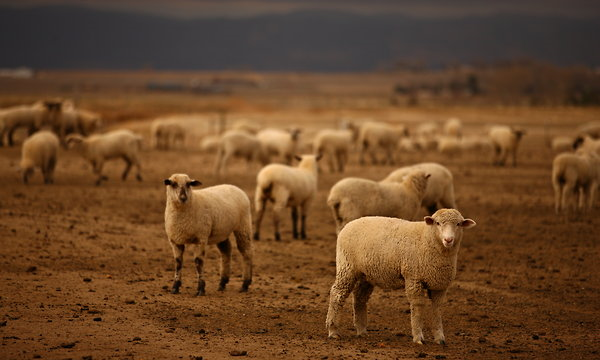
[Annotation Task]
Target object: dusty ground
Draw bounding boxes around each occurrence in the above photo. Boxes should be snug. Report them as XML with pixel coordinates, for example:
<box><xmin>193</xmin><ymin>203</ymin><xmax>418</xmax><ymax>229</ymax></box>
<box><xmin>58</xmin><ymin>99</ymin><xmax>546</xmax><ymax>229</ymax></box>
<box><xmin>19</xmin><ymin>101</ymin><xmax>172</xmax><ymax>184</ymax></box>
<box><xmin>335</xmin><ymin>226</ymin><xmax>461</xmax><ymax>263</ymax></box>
<box><xmin>0</xmin><ymin>75</ymin><xmax>599</xmax><ymax>359</ymax></box>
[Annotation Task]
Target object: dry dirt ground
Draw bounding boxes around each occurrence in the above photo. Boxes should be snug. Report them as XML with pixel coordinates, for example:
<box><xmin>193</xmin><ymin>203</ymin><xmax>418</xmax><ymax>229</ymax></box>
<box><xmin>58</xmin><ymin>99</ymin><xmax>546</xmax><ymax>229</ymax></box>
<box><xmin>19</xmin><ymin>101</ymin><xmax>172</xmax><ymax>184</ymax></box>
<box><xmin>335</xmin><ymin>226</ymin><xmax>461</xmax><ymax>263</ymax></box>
<box><xmin>1</xmin><ymin>101</ymin><xmax>599</xmax><ymax>359</ymax></box>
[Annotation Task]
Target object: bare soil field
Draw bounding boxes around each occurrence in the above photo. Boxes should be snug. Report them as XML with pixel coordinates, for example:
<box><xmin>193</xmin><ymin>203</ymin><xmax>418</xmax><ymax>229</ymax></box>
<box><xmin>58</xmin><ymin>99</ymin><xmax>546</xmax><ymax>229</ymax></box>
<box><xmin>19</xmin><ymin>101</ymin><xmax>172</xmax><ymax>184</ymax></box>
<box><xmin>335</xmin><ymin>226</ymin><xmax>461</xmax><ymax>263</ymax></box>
<box><xmin>0</xmin><ymin>72</ymin><xmax>599</xmax><ymax>359</ymax></box>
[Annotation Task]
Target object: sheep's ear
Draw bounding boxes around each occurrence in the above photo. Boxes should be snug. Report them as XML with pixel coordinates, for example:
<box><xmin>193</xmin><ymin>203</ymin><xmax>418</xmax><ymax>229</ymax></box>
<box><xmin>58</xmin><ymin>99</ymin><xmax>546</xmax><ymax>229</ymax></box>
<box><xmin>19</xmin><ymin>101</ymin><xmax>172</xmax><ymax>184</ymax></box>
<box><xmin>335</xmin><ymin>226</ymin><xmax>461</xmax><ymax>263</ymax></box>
<box><xmin>424</xmin><ymin>216</ymin><xmax>435</xmax><ymax>225</ymax></box>
<box><xmin>460</xmin><ymin>219</ymin><xmax>476</xmax><ymax>229</ymax></box>
<box><xmin>424</xmin><ymin>173</ymin><xmax>431</xmax><ymax>179</ymax></box>
<box><xmin>188</xmin><ymin>180</ymin><xmax>201</xmax><ymax>187</ymax></box>
<box><xmin>573</xmin><ymin>136</ymin><xmax>584</xmax><ymax>150</ymax></box>
<box><xmin>294</xmin><ymin>155</ymin><xmax>303</xmax><ymax>162</ymax></box>
<box><xmin>163</xmin><ymin>179</ymin><xmax>172</xmax><ymax>186</ymax></box>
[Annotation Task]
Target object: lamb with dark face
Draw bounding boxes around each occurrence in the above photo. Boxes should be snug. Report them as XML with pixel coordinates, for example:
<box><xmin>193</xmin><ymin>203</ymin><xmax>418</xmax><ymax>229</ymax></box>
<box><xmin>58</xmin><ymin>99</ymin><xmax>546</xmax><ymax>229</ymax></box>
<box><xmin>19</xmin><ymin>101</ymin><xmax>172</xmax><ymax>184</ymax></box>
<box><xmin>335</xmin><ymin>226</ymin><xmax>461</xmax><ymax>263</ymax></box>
<box><xmin>163</xmin><ymin>173</ymin><xmax>253</xmax><ymax>296</ymax></box>
<box><xmin>326</xmin><ymin>209</ymin><xmax>476</xmax><ymax>344</ymax></box>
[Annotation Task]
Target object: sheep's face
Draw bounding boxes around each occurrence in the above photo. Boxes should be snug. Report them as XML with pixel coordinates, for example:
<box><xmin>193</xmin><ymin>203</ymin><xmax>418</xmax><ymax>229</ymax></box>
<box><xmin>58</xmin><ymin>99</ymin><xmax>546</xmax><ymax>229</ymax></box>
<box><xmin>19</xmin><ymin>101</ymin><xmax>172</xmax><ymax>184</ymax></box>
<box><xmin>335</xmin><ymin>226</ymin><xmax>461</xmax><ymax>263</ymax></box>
<box><xmin>164</xmin><ymin>174</ymin><xmax>201</xmax><ymax>204</ymax></box>
<box><xmin>425</xmin><ymin>209</ymin><xmax>476</xmax><ymax>249</ymax></box>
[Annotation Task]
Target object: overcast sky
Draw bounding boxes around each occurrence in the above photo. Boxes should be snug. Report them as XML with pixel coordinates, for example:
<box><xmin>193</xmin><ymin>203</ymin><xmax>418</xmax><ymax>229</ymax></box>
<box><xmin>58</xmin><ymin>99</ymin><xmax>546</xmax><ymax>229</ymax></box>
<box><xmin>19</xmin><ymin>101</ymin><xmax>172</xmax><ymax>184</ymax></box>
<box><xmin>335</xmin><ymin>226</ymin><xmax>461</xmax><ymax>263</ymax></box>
<box><xmin>2</xmin><ymin>0</ymin><xmax>600</xmax><ymax>19</ymax></box>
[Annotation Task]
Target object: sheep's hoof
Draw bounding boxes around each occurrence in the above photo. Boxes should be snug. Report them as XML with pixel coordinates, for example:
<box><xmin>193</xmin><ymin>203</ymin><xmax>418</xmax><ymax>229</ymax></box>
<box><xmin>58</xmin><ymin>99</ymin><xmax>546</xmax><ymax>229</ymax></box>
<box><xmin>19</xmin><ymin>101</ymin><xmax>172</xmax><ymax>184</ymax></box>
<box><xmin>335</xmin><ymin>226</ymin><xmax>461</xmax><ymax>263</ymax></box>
<box><xmin>436</xmin><ymin>339</ymin><xmax>446</xmax><ymax>345</ymax></box>
<box><xmin>292</xmin><ymin>232</ymin><xmax>299</xmax><ymax>239</ymax></box>
<box><xmin>195</xmin><ymin>290</ymin><xmax>206</xmax><ymax>297</ymax></box>
<box><xmin>300</xmin><ymin>232</ymin><xmax>307</xmax><ymax>240</ymax></box>
<box><xmin>171</xmin><ymin>287</ymin><xmax>180</xmax><ymax>294</ymax></box>
<box><xmin>218</xmin><ymin>277</ymin><xmax>229</xmax><ymax>291</ymax></box>
<box><xmin>253</xmin><ymin>232</ymin><xmax>260</xmax><ymax>241</ymax></box>
<box><xmin>328</xmin><ymin>333</ymin><xmax>341</xmax><ymax>339</ymax></box>
<box><xmin>240</xmin><ymin>279</ymin><xmax>252</xmax><ymax>292</ymax></box>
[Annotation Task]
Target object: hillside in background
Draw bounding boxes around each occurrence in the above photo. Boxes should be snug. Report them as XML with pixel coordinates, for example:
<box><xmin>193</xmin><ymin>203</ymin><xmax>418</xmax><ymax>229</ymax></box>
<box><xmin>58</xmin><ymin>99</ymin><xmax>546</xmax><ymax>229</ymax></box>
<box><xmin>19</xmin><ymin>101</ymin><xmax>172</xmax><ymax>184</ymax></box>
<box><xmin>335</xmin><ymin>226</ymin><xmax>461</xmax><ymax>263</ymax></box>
<box><xmin>0</xmin><ymin>5</ymin><xmax>599</xmax><ymax>71</ymax></box>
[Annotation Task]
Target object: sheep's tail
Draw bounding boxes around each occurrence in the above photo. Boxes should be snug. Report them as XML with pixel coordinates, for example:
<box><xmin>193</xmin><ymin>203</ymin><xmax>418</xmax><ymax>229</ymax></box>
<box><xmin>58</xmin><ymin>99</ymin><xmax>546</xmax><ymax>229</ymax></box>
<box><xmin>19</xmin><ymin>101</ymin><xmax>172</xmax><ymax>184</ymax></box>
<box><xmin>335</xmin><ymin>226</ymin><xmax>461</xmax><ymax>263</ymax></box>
<box><xmin>326</xmin><ymin>196</ymin><xmax>344</xmax><ymax>224</ymax></box>
<box><xmin>255</xmin><ymin>181</ymin><xmax>273</xmax><ymax>212</ymax></box>
<box><xmin>134</xmin><ymin>134</ymin><xmax>144</xmax><ymax>151</ymax></box>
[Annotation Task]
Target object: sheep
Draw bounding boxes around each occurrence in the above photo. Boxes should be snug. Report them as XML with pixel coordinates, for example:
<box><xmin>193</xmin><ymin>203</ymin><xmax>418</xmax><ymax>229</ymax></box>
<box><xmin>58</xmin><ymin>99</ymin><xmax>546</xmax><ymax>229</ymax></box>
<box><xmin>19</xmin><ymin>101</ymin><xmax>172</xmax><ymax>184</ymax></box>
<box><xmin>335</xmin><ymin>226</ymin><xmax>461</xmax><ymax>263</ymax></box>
<box><xmin>230</xmin><ymin>119</ymin><xmax>261</xmax><ymax>134</ymax></box>
<box><xmin>256</xmin><ymin>128</ymin><xmax>302</xmax><ymax>164</ymax></box>
<box><xmin>576</xmin><ymin>121</ymin><xmax>600</xmax><ymax>139</ymax></box>
<box><xmin>488</xmin><ymin>125</ymin><xmax>526</xmax><ymax>167</ymax></box>
<box><xmin>254</xmin><ymin>154</ymin><xmax>320</xmax><ymax>241</ymax></box>
<box><xmin>437</xmin><ymin>136</ymin><xmax>462</xmax><ymax>156</ymax></box>
<box><xmin>443</xmin><ymin>117</ymin><xmax>463</xmax><ymax>138</ymax></box>
<box><xmin>151</xmin><ymin>120</ymin><xmax>185</xmax><ymax>150</ymax></box>
<box><xmin>382</xmin><ymin>162</ymin><xmax>456</xmax><ymax>214</ymax></box>
<box><xmin>0</xmin><ymin>101</ymin><xmax>62</xmax><ymax>147</ymax></box>
<box><xmin>66</xmin><ymin>129</ymin><xmax>143</xmax><ymax>186</ymax></box>
<box><xmin>325</xmin><ymin>209</ymin><xmax>476</xmax><ymax>343</ymax></box>
<box><xmin>312</xmin><ymin>128</ymin><xmax>354</xmax><ymax>173</ymax></box>
<box><xmin>52</xmin><ymin>101</ymin><xmax>102</xmax><ymax>144</ymax></box>
<box><xmin>214</xmin><ymin>130</ymin><xmax>268</xmax><ymax>175</ymax></box>
<box><xmin>573</xmin><ymin>135</ymin><xmax>600</xmax><ymax>156</ymax></box>
<box><xmin>199</xmin><ymin>135</ymin><xmax>221</xmax><ymax>153</ymax></box>
<box><xmin>358</xmin><ymin>121</ymin><xmax>408</xmax><ymax>165</ymax></box>
<box><xmin>20</xmin><ymin>130</ymin><xmax>60</xmax><ymax>184</ymax></box>
<box><xmin>163</xmin><ymin>173</ymin><xmax>253</xmax><ymax>295</ymax></box>
<box><xmin>551</xmin><ymin>136</ymin><xmax>574</xmax><ymax>153</ymax></box>
<box><xmin>327</xmin><ymin>170</ymin><xmax>430</xmax><ymax>234</ymax></box>
<box><xmin>551</xmin><ymin>150</ymin><xmax>600</xmax><ymax>214</ymax></box>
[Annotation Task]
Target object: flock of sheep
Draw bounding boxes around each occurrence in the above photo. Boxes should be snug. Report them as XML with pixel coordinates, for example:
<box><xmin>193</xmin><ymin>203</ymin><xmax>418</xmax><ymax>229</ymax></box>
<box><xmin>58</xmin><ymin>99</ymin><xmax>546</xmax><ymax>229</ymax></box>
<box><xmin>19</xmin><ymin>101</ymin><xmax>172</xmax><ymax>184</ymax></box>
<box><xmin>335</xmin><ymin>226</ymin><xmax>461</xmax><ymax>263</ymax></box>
<box><xmin>2</xmin><ymin>98</ymin><xmax>600</xmax><ymax>344</ymax></box>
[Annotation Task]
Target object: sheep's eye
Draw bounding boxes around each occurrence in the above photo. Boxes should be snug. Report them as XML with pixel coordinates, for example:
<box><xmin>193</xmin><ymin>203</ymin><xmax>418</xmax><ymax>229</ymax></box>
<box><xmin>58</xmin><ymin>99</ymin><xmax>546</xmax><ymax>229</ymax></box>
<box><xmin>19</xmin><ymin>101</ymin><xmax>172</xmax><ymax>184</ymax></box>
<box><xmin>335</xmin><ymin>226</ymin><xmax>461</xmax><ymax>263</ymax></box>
<box><xmin>436</xmin><ymin>221</ymin><xmax>440</xmax><ymax>225</ymax></box>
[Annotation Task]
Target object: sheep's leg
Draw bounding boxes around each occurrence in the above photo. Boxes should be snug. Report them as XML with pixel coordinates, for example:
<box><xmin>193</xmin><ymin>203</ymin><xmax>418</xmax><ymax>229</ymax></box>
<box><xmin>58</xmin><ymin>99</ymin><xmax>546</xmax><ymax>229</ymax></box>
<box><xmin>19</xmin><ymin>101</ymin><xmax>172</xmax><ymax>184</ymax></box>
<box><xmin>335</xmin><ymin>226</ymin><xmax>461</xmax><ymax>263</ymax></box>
<box><xmin>359</xmin><ymin>142</ymin><xmax>367</xmax><ymax>166</ymax></box>
<box><xmin>406</xmin><ymin>281</ymin><xmax>428</xmax><ymax>344</ymax></box>
<box><xmin>299</xmin><ymin>204</ymin><xmax>309</xmax><ymax>239</ymax></box>
<box><xmin>327</xmin><ymin>152</ymin><xmax>336</xmax><ymax>173</ymax></box>
<box><xmin>271</xmin><ymin>187</ymin><xmax>290</xmax><ymax>241</ymax></box>
<box><xmin>121</xmin><ymin>157</ymin><xmax>132</xmax><ymax>180</ymax></box>
<box><xmin>369</xmin><ymin>146</ymin><xmax>378</xmax><ymax>165</ymax></box>
<box><xmin>512</xmin><ymin>149</ymin><xmax>518</xmax><ymax>167</ymax></box>
<box><xmin>7</xmin><ymin>127</ymin><xmax>16</xmax><ymax>146</ymax></box>
<box><xmin>132</xmin><ymin>157</ymin><xmax>143</xmax><ymax>182</ymax></box>
<box><xmin>253</xmin><ymin>192</ymin><xmax>267</xmax><ymax>241</ymax></box>
<box><xmin>337</xmin><ymin>150</ymin><xmax>346</xmax><ymax>173</ymax></box>
<box><xmin>234</xmin><ymin>229</ymin><xmax>253</xmax><ymax>292</ymax></box>
<box><xmin>326</xmin><ymin>275</ymin><xmax>357</xmax><ymax>339</ymax></box>
<box><xmin>353</xmin><ymin>279</ymin><xmax>374</xmax><ymax>337</ymax></box>
<box><xmin>93</xmin><ymin>161</ymin><xmax>107</xmax><ymax>186</ymax></box>
<box><xmin>192</xmin><ymin>243</ymin><xmax>207</xmax><ymax>296</ymax></box>
<box><xmin>216</xmin><ymin>239</ymin><xmax>232</xmax><ymax>291</ymax></box>
<box><xmin>430</xmin><ymin>289</ymin><xmax>447</xmax><ymax>345</ymax></box>
<box><xmin>291</xmin><ymin>207</ymin><xmax>299</xmax><ymax>239</ymax></box>
<box><xmin>22</xmin><ymin>168</ymin><xmax>33</xmax><ymax>184</ymax></box>
<box><xmin>170</xmin><ymin>243</ymin><xmax>185</xmax><ymax>294</ymax></box>
<box><xmin>588</xmin><ymin>182</ymin><xmax>598</xmax><ymax>210</ymax></box>
<box><xmin>385</xmin><ymin>145</ymin><xmax>395</xmax><ymax>165</ymax></box>
<box><xmin>562</xmin><ymin>183</ymin><xmax>575</xmax><ymax>214</ymax></box>
<box><xmin>553</xmin><ymin>182</ymin><xmax>562</xmax><ymax>214</ymax></box>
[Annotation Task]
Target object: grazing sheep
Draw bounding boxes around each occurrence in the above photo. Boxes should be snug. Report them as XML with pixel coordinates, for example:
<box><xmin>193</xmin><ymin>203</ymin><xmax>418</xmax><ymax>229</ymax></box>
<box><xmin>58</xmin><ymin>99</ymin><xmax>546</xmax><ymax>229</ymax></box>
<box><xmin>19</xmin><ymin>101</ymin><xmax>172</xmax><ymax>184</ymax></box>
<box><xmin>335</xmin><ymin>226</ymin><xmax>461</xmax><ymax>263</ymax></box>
<box><xmin>151</xmin><ymin>120</ymin><xmax>185</xmax><ymax>150</ymax></box>
<box><xmin>488</xmin><ymin>125</ymin><xmax>526</xmax><ymax>167</ymax></box>
<box><xmin>443</xmin><ymin>117</ymin><xmax>463</xmax><ymax>138</ymax></box>
<box><xmin>551</xmin><ymin>151</ymin><xmax>600</xmax><ymax>214</ymax></box>
<box><xmin>66</xmin><ymin>129</ymin><xmax>143</xmax><ymax>185</ymax></box>
<box><xmin>327</xmin><ymin>170</ymin><xmax>430</xmax><ymax>234</ymax></box>
<box><xmin>313</xmin><ymin>128</ymin><xmax>354</xmax><ymax>173</ymax></box>
<box><xmin>256</xmin><ymin>128</ymin><xmax>302</xmax><ymax>164</ymax></box>
<box><xmin>358</xmin><ymin>121</ymin><xmax>408</xmax><ymax>165</ymax></box>
<box><xmin>163</xmin><ymin>174</ymin><xmax>253</xmax><ymax>295</ymax></box>
<box><xmin>254</xmin><ymin>154</ymin><xmax>320</xmax><ymax>241</ymax></box>
<box><xmin>325</xmin><ymin>209</ymin><xmax>476</xmax><ymax>343</ymax></box>
<box><xmin>0</xmin><ymin>101</ymin><xmax>61</xmax><ymax>146</ymax></box>
<box><xmin>382</xmin><ymin>162</ymin><xmax>456</xmax><ymax>214</ymax></box>
<box><xmin>551</xmin><ymin>136</ymin><xmax>574</xmax><ymax>153</ymax></box>
<box><xmin>214</xmin><ymin>130</ymin><xmax>268</xmax><ymax>175</ymax></box>
<box><xmin>20</xmin><ymin>131</ymin><xmax>60</xmax><ymax>184</ymax></box>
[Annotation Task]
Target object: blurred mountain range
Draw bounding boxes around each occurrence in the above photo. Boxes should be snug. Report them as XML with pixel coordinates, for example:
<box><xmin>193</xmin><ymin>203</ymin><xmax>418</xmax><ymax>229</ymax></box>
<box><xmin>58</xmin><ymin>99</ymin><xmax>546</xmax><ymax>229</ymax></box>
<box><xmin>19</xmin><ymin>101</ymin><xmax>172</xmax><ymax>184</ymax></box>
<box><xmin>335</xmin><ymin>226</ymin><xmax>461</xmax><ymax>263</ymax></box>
<box><xmin>1</xmin><ymin>5</ymin><xmax>598</xmax><ymax>71</ymax></box>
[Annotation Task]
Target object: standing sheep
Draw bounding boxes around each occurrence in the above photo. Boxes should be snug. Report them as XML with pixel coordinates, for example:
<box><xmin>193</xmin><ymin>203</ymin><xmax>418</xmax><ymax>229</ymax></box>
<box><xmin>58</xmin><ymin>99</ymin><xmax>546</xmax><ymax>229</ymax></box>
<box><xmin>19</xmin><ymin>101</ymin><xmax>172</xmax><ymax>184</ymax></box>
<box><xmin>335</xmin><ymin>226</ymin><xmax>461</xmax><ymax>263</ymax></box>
<box><xmin>551</xmin><ymin>151</ymin><xmax>600</xmax><ymax>214</ymax></box>
<box><xmin>357</xmin><ymin>121</ymin><xmax>408</xmax><ymax>165</ymax></box>
<box><xmin>0</xmin><ymin>101</ymin><xmax>62</xmax><ymax>147</ymax></box>
<box><xmin>151</xmin><ymin>120</ymin><xmax>185</xmax><ymax>150</ymax></box>
<box><xmin>256</xmin><ymin>128</ymin><xmax>302</xmax><ymax>165</ymax></box>
<box><xmin>66</xmin><ymin>129</ymin><xmax>143</xmax><ymax>185</ymax></box>
<box><xmin>20</xmin><ymin>131</ymin><xmax>60</xmax><ymax>184</ymax></box>
<box><xmin>326</xmin><ymin>209</ymin><xmax>476</xmax><ymax>343</ymax></box>
<box><xmin>382</xmin><ymin>162</ymin><xmax>456</xmax><ymax>214</ymax></box>
<box><xmin>327</xmin><ymin>170</ymin><xmax>430</xmax><ymax>234</ymax></box>
<box><xmin>443</xmin><ymin>117</ymin><xmax>463</xmax><ymax>138</ymax></box>
<box><xmin>312</xmin><ymin>128</ymin><xmax>354</xmax><ymax>173</ymax></box>
<box><xmin>489</xmin><ymin>125</ymin><xmax>526</xmax><ymax>167</ymax></box>
<box><xmin>214</xmin><ymin>130</ymin><xmax>268</xmax><ymax>175</ymax></box>
<box><xmin>254</xmin><ymin>154</ymin><xmax>320</xmax><ymax>241</ymax></box>
<box><xmin>163</xmin><ymin>174</ymin><xmax>253</xmax><ymax>295</ymax></box>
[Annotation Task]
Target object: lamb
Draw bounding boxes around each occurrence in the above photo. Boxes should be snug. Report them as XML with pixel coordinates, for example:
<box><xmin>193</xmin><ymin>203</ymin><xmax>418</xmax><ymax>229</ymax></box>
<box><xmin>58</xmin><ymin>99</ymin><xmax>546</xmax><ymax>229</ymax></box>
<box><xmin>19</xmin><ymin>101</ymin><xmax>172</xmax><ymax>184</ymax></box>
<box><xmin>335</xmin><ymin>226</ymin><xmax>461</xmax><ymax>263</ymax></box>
<box><xmin>327</xmin><ymin>170</ymin><xmax>430</xmax><ymax>234</ymax></box>
<box><xmin>0</xmin><ymin>101</ymin><xmax>62</xmax><ymax>146</ymax></box>
<box><xmin>443</xmin><ymin>117</ymin><xmax>463</xmax><ymax>138</ymax></box>
<box><xmin>358</xmin><ymin>121</ymin><xmax>408</xmax><ymax>165</ymax></box>
<box><xmin>256</xmin><ymin>128</ymin><xmax>301</xmax><ymax>164</ymax></box>
<box><xmin>66</xmin><ymin>129</ymin><xmax>143</xmax><ymax>185</ymax></box>
<box><xmin>163</xmin><ymin>174</ymin><xmax>253</xmax><ymax>295</ymax></box>
<box><xmin>551</xmin><ymin>136</ymin><xmax>574</xmax><ymax>153</ymax></box>
<box><xmin>488</xmin><ymin>125</ymin><xmax>526</xmax><ymax>166</ymax></box>
<box><xmin>214</xmin><ymin>130</ymin><xmax>269</xmax><ymax>175</ymax></box>
<box><xmin>382</xmin><ymin>162</ymin><xmax>456</xmax><ymax>214</ymax></box>
<box><xmin>551</xmin><ymin>150</ymin><xmax>600</xmax><ymax>214</ymax></box>
<box><xmin>20</xmin><ymin>130</ymin><xmax>60</xmax><ymax>184</ymax></box>
<box><xmin>325</xmin><ymin>209</ymin><xmax>476</xmax><ymax>343</ymax></box>
<box><xmin>254</xmin><ymin>154</ymin><xmax>320</xmax><ymax>241</ymax></box>
<box><xmin>312</xmin><ymin>128</ymin><xmax>354</xmax><ymax>173</ymax></box>
<box><xmin>52</xmin><ymin>101</ymin><xmax>102</xmax><ymax>143</ymax></box>
<box><xmin>151</xmin><ymin>120</ymin><xmax>185</xmax><ymax>150</ymax></box>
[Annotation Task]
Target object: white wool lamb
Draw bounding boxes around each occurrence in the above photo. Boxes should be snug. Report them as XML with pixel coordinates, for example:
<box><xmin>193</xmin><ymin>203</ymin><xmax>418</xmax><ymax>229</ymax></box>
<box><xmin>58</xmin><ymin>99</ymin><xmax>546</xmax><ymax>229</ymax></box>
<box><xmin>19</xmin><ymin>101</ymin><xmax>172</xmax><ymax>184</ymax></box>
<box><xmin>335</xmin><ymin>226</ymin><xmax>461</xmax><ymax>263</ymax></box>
<box><xmin>488</xmin><ymin>125</ymin><xmax>526</xmax><ymax>167</ymax></box>
<box><xmin>312</xmin><ymin>128</ymin><xmax>354</xmax><ymax>173</ymax></box>
<box><xmin>254</xmin><ymin>154</ymin><xmax>320</xmax><ymax>241</ymax></box>
<box><xmin>163</xmin><ymin>174</ymin><xmax>253</xmax><ymax>295</ymax></box>
<box><xmin>382</xmin><ymin>162</ymin><xmax>456</xmax><ymax>214</ymax></box>
<box><xmin>0</xmin><ymin>101</ymin><xmax>61</xmax><ymax>147</ymax></box>
<box><xmin>326</xmin><ymin>209</ymin><xmax>476</xmax><ymax>344</ymax></box>
<box><xmin>358</xmin><ymin>121</ymin><xmax>408</xmax><ymax>165</ymax></box>
<box><xmin>214</xmin><ymin>130</ymin><xmax>268</xmax><ymax>175</ymax></box>
<box><xmin>66</xmin><ymin>129</ymin><xmax>143</xmax><ymax>185</ymax></box>
<box><xmin>552</xmin><ymin>150</ymin><xmax>600</xmax><ymax>214</ymax></box>
<box><xmin>20</xmin><ymin>131</ymin><xmax>60</xmax><ymax>184</ymax></box>
<box><xmin>327</xmin><ymin>170</ymin><xmax>430</xmax><ymax>234</ymax></box>
<box><xmin>256</xmin><ymin>128</ymin><xmax>302</xmax><ymax>164</ymax></box>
